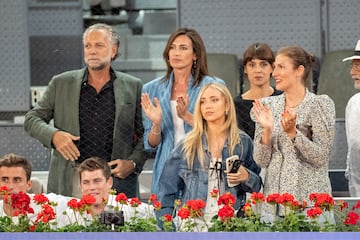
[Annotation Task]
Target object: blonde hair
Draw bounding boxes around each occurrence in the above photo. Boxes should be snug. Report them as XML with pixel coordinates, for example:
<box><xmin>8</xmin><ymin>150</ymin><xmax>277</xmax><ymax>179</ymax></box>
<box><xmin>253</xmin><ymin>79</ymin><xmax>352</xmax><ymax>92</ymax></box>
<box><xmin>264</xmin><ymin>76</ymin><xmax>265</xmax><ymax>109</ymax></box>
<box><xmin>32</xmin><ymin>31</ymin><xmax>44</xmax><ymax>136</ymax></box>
<box><xmin>182</xmin><ymin>83</ymin><xmax>240</xmax><ymax>169</ymax></box>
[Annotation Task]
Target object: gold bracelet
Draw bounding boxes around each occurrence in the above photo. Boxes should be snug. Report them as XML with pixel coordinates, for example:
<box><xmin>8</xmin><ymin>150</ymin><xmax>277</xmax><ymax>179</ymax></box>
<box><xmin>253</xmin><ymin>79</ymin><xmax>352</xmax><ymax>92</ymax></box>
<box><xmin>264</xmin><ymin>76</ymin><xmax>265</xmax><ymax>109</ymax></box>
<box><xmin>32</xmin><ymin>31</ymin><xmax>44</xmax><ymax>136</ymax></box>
<box><xmin>151</xmin><ymin>125</ymin><xmax>161</xmax><ymax>135</ymax></box>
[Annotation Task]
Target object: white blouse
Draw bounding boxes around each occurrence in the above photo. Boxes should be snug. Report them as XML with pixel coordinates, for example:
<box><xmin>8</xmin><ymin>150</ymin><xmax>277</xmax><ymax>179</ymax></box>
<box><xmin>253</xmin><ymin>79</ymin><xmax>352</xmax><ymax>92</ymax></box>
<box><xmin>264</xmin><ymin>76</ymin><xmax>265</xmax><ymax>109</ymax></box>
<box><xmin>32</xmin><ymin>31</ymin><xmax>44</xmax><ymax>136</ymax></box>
<box><xmin>170</xmin><ymin>100</ymin><xmax>186</xmax><ymax>145</ymax></box>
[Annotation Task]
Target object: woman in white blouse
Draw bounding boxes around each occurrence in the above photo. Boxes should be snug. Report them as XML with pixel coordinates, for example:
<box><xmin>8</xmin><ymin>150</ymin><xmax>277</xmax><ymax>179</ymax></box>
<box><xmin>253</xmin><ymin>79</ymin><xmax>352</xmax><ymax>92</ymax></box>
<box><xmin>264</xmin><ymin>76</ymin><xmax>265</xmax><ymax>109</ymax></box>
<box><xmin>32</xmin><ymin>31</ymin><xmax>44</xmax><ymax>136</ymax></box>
<box><xmin>252</xmin><ymin>46</ymin><xmax>335</xmax><ymax>221</ymax></box>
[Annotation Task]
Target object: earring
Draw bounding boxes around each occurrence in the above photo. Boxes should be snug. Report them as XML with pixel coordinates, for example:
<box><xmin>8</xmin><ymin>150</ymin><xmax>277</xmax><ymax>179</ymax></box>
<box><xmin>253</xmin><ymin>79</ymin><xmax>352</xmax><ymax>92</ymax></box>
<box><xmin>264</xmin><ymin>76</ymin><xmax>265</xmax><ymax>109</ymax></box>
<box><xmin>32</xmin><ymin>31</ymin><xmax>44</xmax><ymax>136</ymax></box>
<box><xmin>193</xmin><ymin>60</ymin><xmax>197</xmax><ymax>69</ymax></box>
<box><xmin>225</xmin><ymin>110</ymin><xmax>228</xmax><ymax>116</ymax></box>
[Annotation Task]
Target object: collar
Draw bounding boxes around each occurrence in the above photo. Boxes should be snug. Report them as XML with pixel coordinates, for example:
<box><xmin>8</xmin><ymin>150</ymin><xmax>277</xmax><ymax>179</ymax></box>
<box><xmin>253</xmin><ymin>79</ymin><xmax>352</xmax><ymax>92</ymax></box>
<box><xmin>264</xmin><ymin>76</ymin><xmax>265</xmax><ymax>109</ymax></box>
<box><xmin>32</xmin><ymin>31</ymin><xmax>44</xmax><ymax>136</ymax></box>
<box><xmin>166</xmin><ymin>71</ymin><xmax>196</xmax><ymax>89</ymax></box>
<box><xmin>81</xmin><ymin>67</ymin><xmax>117</xmax><ymax>84</ymax></box>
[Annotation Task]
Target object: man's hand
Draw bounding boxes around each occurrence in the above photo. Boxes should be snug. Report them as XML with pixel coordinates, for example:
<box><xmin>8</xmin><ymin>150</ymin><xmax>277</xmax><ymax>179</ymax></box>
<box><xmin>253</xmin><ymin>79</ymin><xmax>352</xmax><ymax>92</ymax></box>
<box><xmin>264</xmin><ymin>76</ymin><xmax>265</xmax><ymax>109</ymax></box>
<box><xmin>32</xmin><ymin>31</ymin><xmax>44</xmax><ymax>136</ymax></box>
<box><xmin>108</xmin><ymin>159</ymin><xmax>135</xmax><ymax>179</ymax></box>
<box><xmin>52</xmin><ymin>131</ymin><xmax>80</xmax><ymax>161</ymax></box>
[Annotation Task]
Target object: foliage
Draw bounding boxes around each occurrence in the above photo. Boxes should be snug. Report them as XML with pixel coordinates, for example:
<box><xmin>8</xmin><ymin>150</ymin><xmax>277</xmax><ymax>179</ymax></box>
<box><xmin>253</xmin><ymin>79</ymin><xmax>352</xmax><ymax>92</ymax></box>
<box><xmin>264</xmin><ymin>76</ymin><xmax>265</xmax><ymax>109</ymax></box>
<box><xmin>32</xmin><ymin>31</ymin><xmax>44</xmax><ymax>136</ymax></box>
<box><xmin>0</xmin><ymin>186</ymin><xmax>159</xmax><ymax>232</ymax></box>
<box><xmin>207</xmin><ymin>191</ymin><xmax>360</xmax><ymax>232</ymax></box>
<box><xmin>118</xmin><ymin>194</ymin><xmax>160</xmax><ymax>232</ymax></box>
<box><xmin>1</xmin><ymin>184</ymin><xmax>360</xmax><ymax>232</ymax></box>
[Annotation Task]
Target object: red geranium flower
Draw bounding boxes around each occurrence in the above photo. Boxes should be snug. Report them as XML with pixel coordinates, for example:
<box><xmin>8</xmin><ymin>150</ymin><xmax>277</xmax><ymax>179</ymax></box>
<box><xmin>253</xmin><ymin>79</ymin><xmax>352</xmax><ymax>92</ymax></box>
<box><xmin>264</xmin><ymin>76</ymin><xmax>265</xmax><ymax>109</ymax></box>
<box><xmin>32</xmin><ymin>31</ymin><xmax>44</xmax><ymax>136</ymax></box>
<box><xmin>344</xmin><ymin>211</ymin><xmax>360</xmax><ymax>225</ymax></box>
<box><xmin>129</xmin><ymin>197</ymin><xmax>142</xmax><ymax>207</ymax></box>
<box><xmin>178</xmin><ymin>206</ymin><xmax>190</xmax><ymax>219</ymax></box>
<box><xmin>185</xmin><ymin>199</ymin><xmax>206</xmax><ymax>218</ymax></box>
<box><xmin>29</xmin><ymin>224</ymin><xmax>36</xmax><ymax>232</ymax></box>
<box><xmin>186</xmin><ymin>199</ymin><xmax>205</xmax><ymax>211</ymax></box>
<box><xmin>149</xmin><ymin>193</ymin><xmax>157</xmax><ymax>203</ymax></box>
<box><xmin>77</xmin><ymin>195</ymin><xmax>96</xmax><ymax>214</ymax></box>
<box><xmin>289</xmin><ymin>200</ymin><xmax>304</xmax><ymax>212</ymax></box>
<box><xmin>163</xmin><ymin>213</ymin><xmax>172</xmax><ymax>222</ymax></box>
<box><xmin>277</xmin><ymin>192</ymin><xmax>295</xmax><ymax>206</ymax></box>
<box><xmin>250</xmin><ymin>192</ymin><xmax>265</xmax><ymax>204</ymax></box>
<box><xmin>115</xmin><ymin>192</ymin><xmax>128</xmax><ymax>205</ymax></box>
<box><xmin>352</xmin><ymin>200</ymin><xmax>360</xmax><ymax>210</ymax></box>
<box><xmin>67</xmin><ymin>198</ymin><xmax>79</xmax><ymax>210</ymax></box>
<box><xmin>0</xmin><ymin>185</ymin><xmax>9</xmax><ymax>193</ymax></box>
<box><xmin>306</xmin><ymin>207</ymin><xmax>323</xmax><ymax>219</ymax></box>
<box><xmin>33</xmin><ymin>193</ymin><xmax>50</xmax><ymax>205</ymax></box>
<box><xmin>80</xmin><ymin>194</ymin><xmax>96</xmax><ymax>205</ymax></box>
<box><xmin>218</xmin><ymin>205</ymin><xmax>235</xmax><ymax>222</ymax></box>
<box><xmin>153</xmin><ymin>201</ymin><xmax>162</xmax><ymax>211</ymax></box>
<box><xmin>266</xmin><ymin>193</ymin><xmax>280</xmax><ymax>205</ymax></box>
<box><xmin>217</xmin><ymin>192</ymin><xmax>236</xmax><ymax>206</ymax></box>
<box><xmin>10</xmin><ymin>191</ymin><xmax>34</xmax><ymax>216</ymax></box>
<box><xmin>210</xmin><ymin>188</ymin><xmax>219</xmax><ymax>199</ymax></box>
<box><xmin>309</xmin><ymin>192</ymin><xmax>334</xmax><ymax>211</ymax></box>
<box><xmin>35</xmin><ymin>204</ymin><xmax>56</xmax><ymax>223</ymax></box>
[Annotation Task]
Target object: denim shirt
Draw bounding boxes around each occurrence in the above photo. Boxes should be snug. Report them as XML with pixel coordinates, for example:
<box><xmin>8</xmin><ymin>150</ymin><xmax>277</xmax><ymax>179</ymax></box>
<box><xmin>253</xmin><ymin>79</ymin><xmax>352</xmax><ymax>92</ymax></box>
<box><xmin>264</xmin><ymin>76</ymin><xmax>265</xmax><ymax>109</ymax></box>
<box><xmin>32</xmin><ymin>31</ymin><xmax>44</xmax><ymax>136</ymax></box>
<box><xmin>156</xmin><ymin>130</ymin><xmax>261</xmax><ymax>223</ymax></box>
<box><xmin>141</xmin><ymin>72</ymin><xmax>225</xmax><ymax>195</ymax></box>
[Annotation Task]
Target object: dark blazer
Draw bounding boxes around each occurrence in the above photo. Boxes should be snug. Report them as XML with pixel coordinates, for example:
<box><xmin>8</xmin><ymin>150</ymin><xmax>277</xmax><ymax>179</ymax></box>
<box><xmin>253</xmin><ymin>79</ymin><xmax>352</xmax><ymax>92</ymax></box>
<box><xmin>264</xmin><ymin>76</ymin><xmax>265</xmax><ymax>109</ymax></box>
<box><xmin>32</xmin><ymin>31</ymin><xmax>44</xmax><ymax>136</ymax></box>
<box><xmin>24</xmin><ymin>67</ymin><xmax>145</xmax><ymax>197</ymax></box>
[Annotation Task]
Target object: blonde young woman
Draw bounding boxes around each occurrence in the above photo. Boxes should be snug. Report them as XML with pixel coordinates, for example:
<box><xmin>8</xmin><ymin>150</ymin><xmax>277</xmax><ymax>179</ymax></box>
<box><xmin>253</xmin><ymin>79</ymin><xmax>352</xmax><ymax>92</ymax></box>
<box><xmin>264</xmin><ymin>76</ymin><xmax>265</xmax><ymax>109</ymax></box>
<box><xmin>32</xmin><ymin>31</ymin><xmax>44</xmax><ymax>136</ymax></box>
<box><xmin>155</xmin><ymin>83</ymin><xmax>261</xmax><ymax>231</ymax></box>
<box><xmin>252</xmin><ymin>46</ymin><xmax>335</xmax><ymax>221</ymax></box>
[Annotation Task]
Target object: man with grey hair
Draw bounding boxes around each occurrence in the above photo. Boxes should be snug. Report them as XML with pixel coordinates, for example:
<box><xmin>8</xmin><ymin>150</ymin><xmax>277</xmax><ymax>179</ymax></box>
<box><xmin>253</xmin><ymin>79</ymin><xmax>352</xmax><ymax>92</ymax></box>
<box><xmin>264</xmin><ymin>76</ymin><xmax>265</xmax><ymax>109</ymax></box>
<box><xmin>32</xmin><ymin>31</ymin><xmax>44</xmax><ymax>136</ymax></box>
<box><xmin>24</xmin><ymin>23</ymin><xmax>145</xmax><ymax>198</ymax></box>
<box><xmin>343</xmin><ymin>40</ymin><xmax>360</xmax><ymax>197</ymax></box>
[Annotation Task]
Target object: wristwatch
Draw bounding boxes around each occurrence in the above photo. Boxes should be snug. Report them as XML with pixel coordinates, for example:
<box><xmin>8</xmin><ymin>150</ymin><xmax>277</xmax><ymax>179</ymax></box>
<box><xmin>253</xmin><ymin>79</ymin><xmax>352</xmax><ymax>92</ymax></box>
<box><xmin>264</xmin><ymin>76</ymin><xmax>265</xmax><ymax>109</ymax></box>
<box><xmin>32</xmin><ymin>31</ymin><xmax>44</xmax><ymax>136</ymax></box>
<box><xmin>130</xmin><ymin>160</ymin><xmax>140</xmax><ymax>175</ymax></box>
<box><xmin>130</xmin><ymin>160</ymin><xmax>136</xmax><ymax>170</ymax></box>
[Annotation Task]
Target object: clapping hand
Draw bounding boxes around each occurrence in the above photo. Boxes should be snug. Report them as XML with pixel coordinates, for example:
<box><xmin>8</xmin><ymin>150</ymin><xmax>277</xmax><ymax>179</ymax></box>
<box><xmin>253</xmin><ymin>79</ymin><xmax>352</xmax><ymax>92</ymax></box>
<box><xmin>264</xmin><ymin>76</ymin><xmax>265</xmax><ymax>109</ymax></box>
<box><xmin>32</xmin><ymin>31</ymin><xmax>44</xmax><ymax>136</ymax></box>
<box><xmin>176</xmin><ymin>95</ymin><xmax>190</xmax><ymax>119</ymax></box>
<box><xmin>280</xmin><ymin>109</ymin><xmax>297</xmax><ymax>138</ymax></box>
<box><xmin>141</xmin><ymin>93</ymin><xmax>162</xmax><ymax>126</ymax></box>
<box><xmin>252</xmin><ymin>99</ymin><xmax>273</xmax><ymax>131</ymax></box>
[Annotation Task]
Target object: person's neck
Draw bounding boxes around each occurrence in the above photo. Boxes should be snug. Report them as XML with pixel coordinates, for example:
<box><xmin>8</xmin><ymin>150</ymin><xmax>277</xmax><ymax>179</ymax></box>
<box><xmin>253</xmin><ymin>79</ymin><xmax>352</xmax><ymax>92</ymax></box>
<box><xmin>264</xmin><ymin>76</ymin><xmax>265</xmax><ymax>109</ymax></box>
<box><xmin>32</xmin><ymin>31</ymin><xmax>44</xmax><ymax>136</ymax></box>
<box><xmin>285</xmin><ymin>86</ymin><xmax>306</xmax><ymax>108</ymax></box>
<box><xmin>206</xmin><ymin>124</ymin><xmax>228</xmax><ymax>158</ymax></box>
<box><xmin>242</xmin><ymin>85</ymin><xmax>274</xmax><ymax>100</ymax></box>
<box><xmin>206</xmin><ymin>123</ymin><xmax>227</xmax><ymax>141</ymax></box>
<box><xmin>88</xmin><ymin>67</ymin><xmax>111</xmax><ymax>93</ymax></box>
<box><xmin>173</xmin><ymin>68</ymin><xmax>191</xmax><ymax>84</ymax></box>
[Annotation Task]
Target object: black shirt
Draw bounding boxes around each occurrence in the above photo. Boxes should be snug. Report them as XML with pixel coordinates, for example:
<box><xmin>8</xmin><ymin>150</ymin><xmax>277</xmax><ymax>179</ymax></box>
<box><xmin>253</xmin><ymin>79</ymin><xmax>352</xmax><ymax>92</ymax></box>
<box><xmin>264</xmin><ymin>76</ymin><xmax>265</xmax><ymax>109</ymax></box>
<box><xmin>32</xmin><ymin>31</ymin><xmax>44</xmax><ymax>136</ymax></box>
<box><xmin>77</xmin><ymin>70</ymin><xmax>116</xmax><ymax>163</ymax></box>
<box><xmin>234</xmin><ymin>87</ymin><xmax>282</xmax><ymax>139</ymax></box>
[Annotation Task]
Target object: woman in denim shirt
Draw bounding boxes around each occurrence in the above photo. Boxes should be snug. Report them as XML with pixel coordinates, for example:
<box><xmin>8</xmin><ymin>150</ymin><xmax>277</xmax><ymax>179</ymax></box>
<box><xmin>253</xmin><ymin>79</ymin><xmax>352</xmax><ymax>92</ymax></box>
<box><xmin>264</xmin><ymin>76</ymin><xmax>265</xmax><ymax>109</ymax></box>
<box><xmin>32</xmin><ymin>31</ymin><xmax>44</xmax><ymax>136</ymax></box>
<box><xmin>141</xmin><ymin>28</ymin><xmax>225</xmax><ymax>196</ymax></box>
<box><xmin>156</xmin><ymin>83</ymin><xmax>261</xmax><ymax>231</ymax></box>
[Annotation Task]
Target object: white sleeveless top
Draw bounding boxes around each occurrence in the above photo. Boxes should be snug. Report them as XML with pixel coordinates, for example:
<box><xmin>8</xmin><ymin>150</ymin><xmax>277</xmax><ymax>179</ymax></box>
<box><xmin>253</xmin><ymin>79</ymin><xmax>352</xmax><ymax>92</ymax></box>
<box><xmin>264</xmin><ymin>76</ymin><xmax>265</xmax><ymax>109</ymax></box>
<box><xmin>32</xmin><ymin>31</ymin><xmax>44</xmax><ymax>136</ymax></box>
<box><xmin>170</xmin><ymin>100</ymin><xmax>186</xmax><ymax>145</ymax></box>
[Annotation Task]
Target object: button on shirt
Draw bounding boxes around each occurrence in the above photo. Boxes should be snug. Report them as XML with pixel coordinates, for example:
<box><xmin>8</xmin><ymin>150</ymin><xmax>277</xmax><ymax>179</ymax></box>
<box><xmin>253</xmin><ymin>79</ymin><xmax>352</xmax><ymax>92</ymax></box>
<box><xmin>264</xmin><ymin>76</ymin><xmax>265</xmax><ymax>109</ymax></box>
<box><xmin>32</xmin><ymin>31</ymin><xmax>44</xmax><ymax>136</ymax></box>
<box><xmin>78</xmin><ymin>70</ymin><xmax>116</xmax><ymax>163</ymax></box>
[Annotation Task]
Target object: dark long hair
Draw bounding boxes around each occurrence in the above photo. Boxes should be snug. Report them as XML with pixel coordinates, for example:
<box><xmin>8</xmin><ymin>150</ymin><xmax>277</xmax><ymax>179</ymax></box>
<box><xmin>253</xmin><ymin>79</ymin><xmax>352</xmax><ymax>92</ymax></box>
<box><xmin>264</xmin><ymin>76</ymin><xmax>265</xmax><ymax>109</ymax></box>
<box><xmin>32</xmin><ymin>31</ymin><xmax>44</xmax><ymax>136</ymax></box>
<box><xmin>162</xmin><ymin>28</ymin><xmax>209</xmax><ymax>86</ymax></box>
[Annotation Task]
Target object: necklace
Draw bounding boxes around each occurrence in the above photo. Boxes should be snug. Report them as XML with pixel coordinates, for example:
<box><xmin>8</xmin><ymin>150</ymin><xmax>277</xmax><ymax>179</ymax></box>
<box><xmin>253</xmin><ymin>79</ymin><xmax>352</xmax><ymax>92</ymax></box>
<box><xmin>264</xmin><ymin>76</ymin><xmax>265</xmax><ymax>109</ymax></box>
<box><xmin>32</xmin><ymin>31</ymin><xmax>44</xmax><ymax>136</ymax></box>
<box><xmin>286</xmin><ymin>103</ymin><xmax>301</xmax><ymax>109</ymax></box>
<box><xmin>285</xmin><ymin>99</ymin><xmax>303</xmax><ymax>109</ymax></box>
